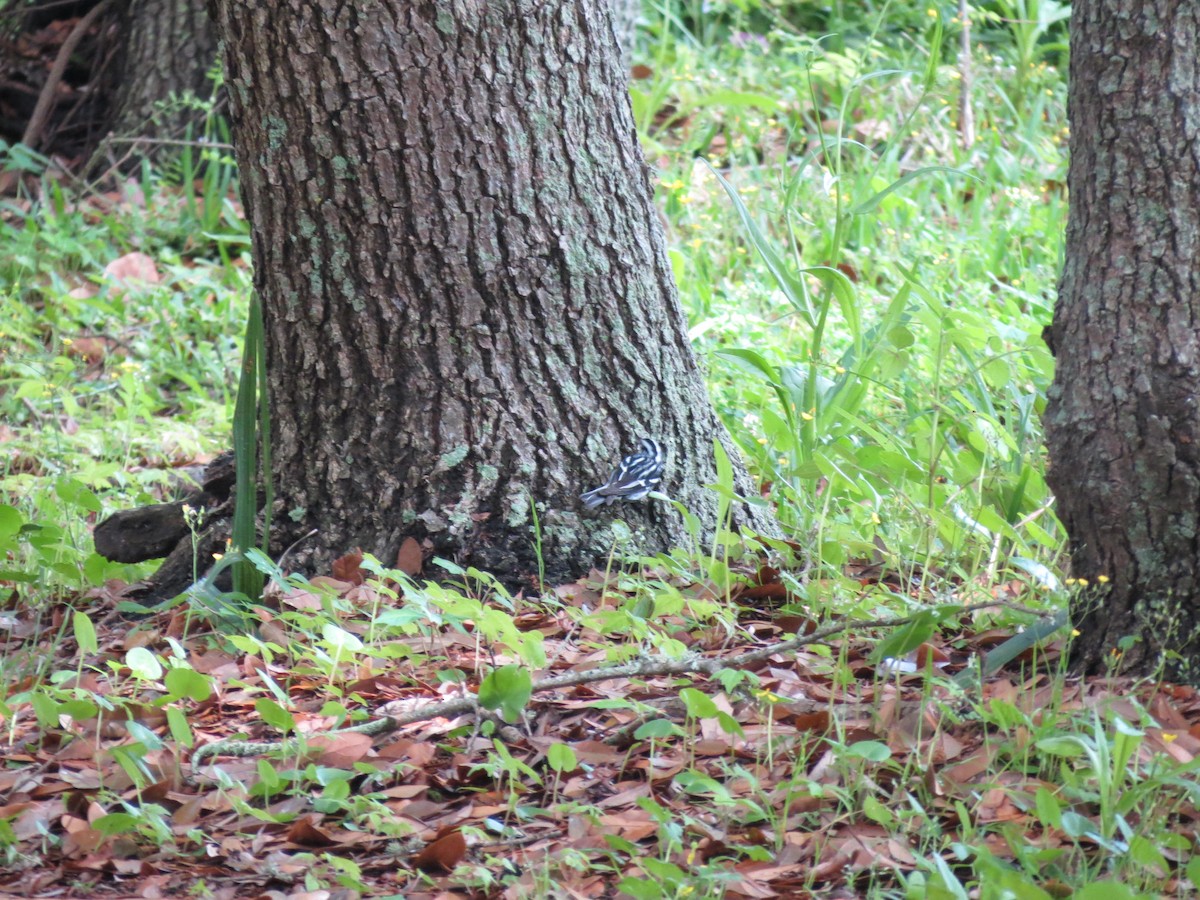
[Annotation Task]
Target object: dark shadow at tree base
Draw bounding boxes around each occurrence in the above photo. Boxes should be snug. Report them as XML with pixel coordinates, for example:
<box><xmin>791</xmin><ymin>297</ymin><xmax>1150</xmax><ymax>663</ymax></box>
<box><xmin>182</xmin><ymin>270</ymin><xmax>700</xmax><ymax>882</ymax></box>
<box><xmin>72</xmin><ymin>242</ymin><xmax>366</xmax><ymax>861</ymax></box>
<box><xmin>94</xmin><ymin>450</ymin><xmax>589</xmax><ymax>606</ymax></box>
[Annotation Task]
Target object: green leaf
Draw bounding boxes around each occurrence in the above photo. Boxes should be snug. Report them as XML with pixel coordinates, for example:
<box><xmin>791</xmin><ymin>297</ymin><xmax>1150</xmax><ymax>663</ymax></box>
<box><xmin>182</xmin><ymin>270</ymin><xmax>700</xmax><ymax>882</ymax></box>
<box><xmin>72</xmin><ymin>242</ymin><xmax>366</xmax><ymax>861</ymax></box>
<box><xmin>164</xmin><ymin>667</ymin><xmax>212</xmax><ymax>702</ymax></box>
<box><xmin>1127</xmin><ymin>835</ymin><xmax>1167</xmax><ymax>873</ymax></box>
<box><xmin>679</xmin><ymin>687</ymin><xmax>719</xmax><ymax>719</ymax></box>
<box><xmin>1036</xmin><ymin>736</ymin><xmax>1085</xmax><ymax>758</ymax></box>
<box><xmin>92</xmin><ymin>813</ymin><xmax>140</xmax><ymax>836</ymax></box>
<box><xmin>127</xmin><ymin>720</ymin><xmax>164</xmax><ymax>750</ymax></box>
<box><xmin>477</xmin><ymin>665</ymin><xmax>532</xmax><ymax>723</ymax></box>
<box><xmin>166</xmin><ymin>707</ymin><xmax>194</xmax><ymax>748</ymax></box>
<box><xmin>30</xmin><ymin>691</ymin><xmax>58</xmax><ymax>728</ymax></box>
<box><xmin>73</xmin><ymin>611</ymin><xmax>97</xmax><ymax>655</ymax></box>
<box><xmin>54</xmin><ymin>476</ymin><xmax>102</xmax><ymax>513</ymax></box>
<box><xmin>1187</xmin><ymin>855</ymin><xmax>1200</xmax><ymax>890</ymax></box>
<box><xmin>845</xmin><ymin>741</ymin><xmax>892</xmax><ymax>762</ymax></box>
<box><xmin>255</xmin><ymin>698</ymin><xmax>295</xmax><ymax>733</ymax></box>
<box><xmin>232</xmin><ymin>292</ymin><xmax>266</xmax><ymax>601</ymax></box>
<box><xmin>0</xmin><ymin>505</ymin><xmax>22</xmax><ymax>541</ymax></box>
<box><xmin>58</xmin><ymin>698</ymin><xmax>98</xmax><ymax>721</ymax></box>
<box><xmin>547</xmin><ymin>742</ymin><xmax>577</xmax><ymax>773</ymax></box>
<box><xmin>125</xmin><ymin>647</ymin><xmax>163</xmax><ymax>681</ymax></box>
<box><xmin>1034</xmin><ymin>787</ymin><xmax>1062</xmax><ymax>830</ymax></box>
<box><xmin>321</xmin><ymin>623</ymin><xmax>364</xmax><ymax>653</ymax></box>
<box><xmin>634</xmin><ymin>719</ymin><xmax>680</xmax><ymax>740</ymax></box>
<box><xmin>869</xmin><ymin>608</ymin><xmax>938</xmax><ymax>663</ymax></box>
<box><xmin>862</xmin><ymin>794</ymin><xmax>894</xmax><ymax>826</ymax></box>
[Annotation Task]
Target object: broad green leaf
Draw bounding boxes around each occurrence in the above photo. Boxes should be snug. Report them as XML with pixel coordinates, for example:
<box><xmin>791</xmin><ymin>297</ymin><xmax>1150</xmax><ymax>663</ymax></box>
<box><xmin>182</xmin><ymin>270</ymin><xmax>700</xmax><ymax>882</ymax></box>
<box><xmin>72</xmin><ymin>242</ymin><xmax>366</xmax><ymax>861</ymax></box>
<box><xmin>54</xmin><ymin>476</ymin><xmax>102</xmax><ymax>513</ymax></box>
<box><xmin>30</xmin><ymin>692</ymin><xmax>59</xmax><ymax>728</ymax></box>
<box><xmin>1034</xmin><ymin>787</ymin><xmax>1062</xmax><ymax>829</ymax></box>
<box><xmin>477</xmin><ymin>665</ymin><xmax>532</xmax><ymax>723</ymax></box>
<box><xmin>869</xmin><ymin>609</ymin><xmax>938</xmax><ymax>663</ymax></box>
<box><xmin>634</xmin><ymin>719</ymin><xmax>680</xmax><ymax>740</ymax></box>
<box><xmin>73</xmin><ymin>611</ymin><xmax>97</xmax><ymax>655</ymax></box>
<box><xmin>164</xmin><ymin>667</ymin><xmax>212</xmax><ymax>702</ymax></box>
<box><xmin>547</xmin><ymin>743</ymin><xmax>577</xmax><ymax>773</ymax></box>
<box><xmin>126</xmin><ymin>647</ymin><xmax>163</xmax><ymax>681</ymax></box>
<box><xmin>321</xmin><ymin>623</ymin><xmax>364</xmax><ymax>653</ymax></box>
<box><xmin>679</xmin><ymin>687</ymin><xmax>719</xmax><ymax>719</ymax></box>
<box><xmin>845</xmin><ymin>740</ymin><xmax>892</xmax><ymax>762</ymax></box>
<box><xmin>255</xmin><ymin>698</ymin><xmax>295</xmax><ymax>733</ymax></box>
<box><xmin>58</xmin><ymin>698</ymin><xmax>97</xmax><ymax>721</ymax></box>
<box><xmin>0</xmin><ymin>505</ymin><xmax>22</xmax><ymax>540</ymax></box>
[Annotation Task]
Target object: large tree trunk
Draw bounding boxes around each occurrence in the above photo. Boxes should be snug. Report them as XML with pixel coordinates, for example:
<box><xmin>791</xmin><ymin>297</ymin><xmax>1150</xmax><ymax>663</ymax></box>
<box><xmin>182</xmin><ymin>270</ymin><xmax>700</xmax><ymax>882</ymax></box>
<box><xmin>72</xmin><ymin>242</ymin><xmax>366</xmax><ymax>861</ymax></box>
<box><xmin>1044</xmin><ymin>1</ymin><xmax>1200</xmax><ymax>680</ymax></box>
<box><xmin>107</xmin><ymin>0</ymin><xmax>217</xmax><ymax>142</ymax></box>
<box><xmin>207</xmin><ymin>0</ymin><xmax>775</xmax><ymax>585</ymax></box>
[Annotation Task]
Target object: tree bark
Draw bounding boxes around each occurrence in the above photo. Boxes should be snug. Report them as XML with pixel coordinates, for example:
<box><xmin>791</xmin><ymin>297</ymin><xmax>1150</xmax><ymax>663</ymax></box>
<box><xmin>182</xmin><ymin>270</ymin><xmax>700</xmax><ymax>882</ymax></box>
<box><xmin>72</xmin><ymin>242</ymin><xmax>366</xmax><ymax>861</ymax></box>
<box><xmin>108</xmin><ymin>0</ymin><xmax>217</xmax><ymax>141</ymax></box>
<box><xmin>1044</xmin><ymin>1</ymin><xmax>1200</xmax><ymax>680</ymax></box>
<box><xmin>206</xmin><ymin>0</ymin><xmax>776</xmax><ymax>585</ymax></box>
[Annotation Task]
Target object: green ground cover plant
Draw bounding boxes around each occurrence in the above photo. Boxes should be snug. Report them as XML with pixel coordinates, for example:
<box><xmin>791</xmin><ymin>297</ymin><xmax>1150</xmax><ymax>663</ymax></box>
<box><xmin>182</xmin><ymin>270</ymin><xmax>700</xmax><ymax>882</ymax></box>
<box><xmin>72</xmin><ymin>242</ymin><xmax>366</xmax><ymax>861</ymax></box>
<box><xmin>3</xmin><ymin>2</ymin><xmax>1199</xmax><ymax>898</ymax></box>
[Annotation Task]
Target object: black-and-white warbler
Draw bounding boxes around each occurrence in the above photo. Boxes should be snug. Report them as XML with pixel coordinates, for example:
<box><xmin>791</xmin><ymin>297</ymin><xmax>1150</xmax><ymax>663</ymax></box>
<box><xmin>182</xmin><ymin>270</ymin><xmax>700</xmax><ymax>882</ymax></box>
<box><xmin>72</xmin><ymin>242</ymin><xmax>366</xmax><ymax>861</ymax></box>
<box><xmin>580</xmin><ymin>438</ymin><xmax>666</xmax><ymax>509</ymax></box>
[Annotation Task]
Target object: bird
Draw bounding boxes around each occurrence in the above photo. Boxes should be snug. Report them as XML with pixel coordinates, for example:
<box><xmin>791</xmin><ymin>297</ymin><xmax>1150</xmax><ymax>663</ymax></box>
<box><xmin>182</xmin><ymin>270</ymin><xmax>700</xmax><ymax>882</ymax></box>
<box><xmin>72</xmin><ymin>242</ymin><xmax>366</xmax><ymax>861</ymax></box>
<box><xmin>580</xmin><ymin>438</ymin><xmax>666</xmax><ymax>509</ymax></box>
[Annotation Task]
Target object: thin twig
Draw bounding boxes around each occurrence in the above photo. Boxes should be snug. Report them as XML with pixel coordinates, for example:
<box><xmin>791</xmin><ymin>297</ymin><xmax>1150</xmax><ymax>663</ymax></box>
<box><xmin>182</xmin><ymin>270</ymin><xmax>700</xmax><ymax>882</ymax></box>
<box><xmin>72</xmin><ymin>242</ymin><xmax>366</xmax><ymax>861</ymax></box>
<box><xmin>102</xmin><ymin>136</ymin><xmax>235</xmax><ymax>151</ymax></box>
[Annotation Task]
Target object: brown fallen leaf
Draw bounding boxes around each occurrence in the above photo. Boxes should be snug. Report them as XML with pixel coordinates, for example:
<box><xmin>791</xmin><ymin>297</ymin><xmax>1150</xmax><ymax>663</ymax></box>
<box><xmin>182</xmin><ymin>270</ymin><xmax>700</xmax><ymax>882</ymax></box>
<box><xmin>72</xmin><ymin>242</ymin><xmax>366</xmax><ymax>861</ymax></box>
<box><xmin>396</xmin><ymin>537</ymin><xmax>424</xmax><ymax>576</ymax></box>
<box><xmin>413</xmin><ymin>828</ymin><xmax>467</xmax><ymax>872</ymax></box>
<box><xmin>103</xmin><ymin>251</ymin><xmax>160</xmax><ymax>288</ymax></box>
<box><xmin>332</xmin><ymin>549</ymin><xmax>365</xmax><ymax>585</ymax></box>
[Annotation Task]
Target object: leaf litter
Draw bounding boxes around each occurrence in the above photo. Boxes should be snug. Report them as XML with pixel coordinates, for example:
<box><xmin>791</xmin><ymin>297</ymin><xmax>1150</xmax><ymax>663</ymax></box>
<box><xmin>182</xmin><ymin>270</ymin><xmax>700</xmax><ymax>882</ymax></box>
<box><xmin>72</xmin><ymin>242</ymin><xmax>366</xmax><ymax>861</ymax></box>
<box><xmin>4</xmin><ymin>552</ymin><xmax>1200</xmax><ymax>899</ymax></box>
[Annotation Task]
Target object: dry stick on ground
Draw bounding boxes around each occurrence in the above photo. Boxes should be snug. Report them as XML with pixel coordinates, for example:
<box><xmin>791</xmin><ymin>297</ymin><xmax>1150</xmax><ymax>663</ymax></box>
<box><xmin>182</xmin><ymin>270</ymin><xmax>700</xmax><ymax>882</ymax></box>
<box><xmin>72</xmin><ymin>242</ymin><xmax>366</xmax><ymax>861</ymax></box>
<box><xmin>20</xmin><ymin>0</ymin><xmax>112</xmax><ymax>151</ymax></box>
<box><xmin>190</xmin><ymin>599</ymin><xmax>1065</xmax><ymax>771</ymax></box>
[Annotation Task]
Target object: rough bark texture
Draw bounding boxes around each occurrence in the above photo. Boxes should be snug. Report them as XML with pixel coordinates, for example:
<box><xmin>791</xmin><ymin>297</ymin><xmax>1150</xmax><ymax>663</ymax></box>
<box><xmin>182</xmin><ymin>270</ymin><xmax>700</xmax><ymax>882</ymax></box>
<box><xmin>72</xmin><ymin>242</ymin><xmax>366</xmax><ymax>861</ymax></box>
<box><xmin>1044</xmin><ymin>1</ymin><xmax>1200</xmax><ymax>681</ymax></box>
<box><xmin>108</xmin><ymin>0</ymin><xmax>217</xmax><ymax>141</ymax></box>
<box><xmin>207</xmin><ymin>0</ymin><xmax>776</xmax><ymax>585</ymax></box>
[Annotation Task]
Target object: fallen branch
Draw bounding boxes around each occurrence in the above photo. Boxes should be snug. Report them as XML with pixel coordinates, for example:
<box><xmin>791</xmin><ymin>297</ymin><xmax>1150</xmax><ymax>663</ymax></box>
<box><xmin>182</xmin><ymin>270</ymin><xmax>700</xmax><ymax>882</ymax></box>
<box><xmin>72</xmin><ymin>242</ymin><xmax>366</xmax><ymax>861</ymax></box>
<box><xmin>21</xmin><ymin>0</ymin><xmax>112</xmax><ymax>151</ymax></box>
<box><xmin>190</xmin><ymin>599</ymin><xmax>1066</xmax><ymax>770</ymax></box>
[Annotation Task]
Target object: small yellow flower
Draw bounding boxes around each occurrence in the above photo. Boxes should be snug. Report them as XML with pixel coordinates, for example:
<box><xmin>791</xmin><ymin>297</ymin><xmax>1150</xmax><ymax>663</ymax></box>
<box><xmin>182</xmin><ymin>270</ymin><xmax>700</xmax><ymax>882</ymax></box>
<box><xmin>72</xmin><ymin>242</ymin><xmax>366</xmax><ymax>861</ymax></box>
<box><xmin>1096</xmin><ymin>575</ymin><xmax>1110</xmax><ymax>583</ymax></box>
<box><xmin>926</xmin><ymin>7</ymin><xmax>937</xmax><ymax>16</ymax></box>
<box><xmin>1065</xmin><ymin>578</ymin><xmax>1077</xmax><ymax>586</ymax></box>
<box><xmin>735</xmin><ymin>247</ymin><xmax>747</xmax><ymax>255</ymax></box>
<box><xmin>689</xmin><ymin>238</ymin><xmax>703</xmax><ymax>249</ymax></box>
<box><xmin>800</xmin><ymin>409</ymin><xmax>815</xmax><ymax>421</ymax></box>
<box><xmin>1077</xmin><ymin>578</ymin><xmax>1089</xmax><ymax>587</ymax></box>
<box><xmin>777</xmin><ymin>456</ymin><xmax>788</xmax><ymax>466</ymax></box>
<box><xmin>1163</xmin><ymin>732</ymin><xmax>1178</xmax><ymax>743</ymax></box>
<box><xmin>62</xmin><ymin>337</ymin><xmax>74</xmax><ymax>346</ymax></box>
<box><xmin>871</xmin><ymin>512</ymin><xmax>881</xmax><ymax>525</ymax></box>
<box><xmin>679</xmin><ymin>195</ymin><xmax>694</xmax><ymax>205</ymax></box>
<box><xmin>1071</xmin><ymin>629</ymin><xmax>1081</xmax><ymax>637</ymax></box>
<box><xmin>835</xmin><ymin>365</ymin><xmax>846</xmax><ymax>374</ymax></box>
